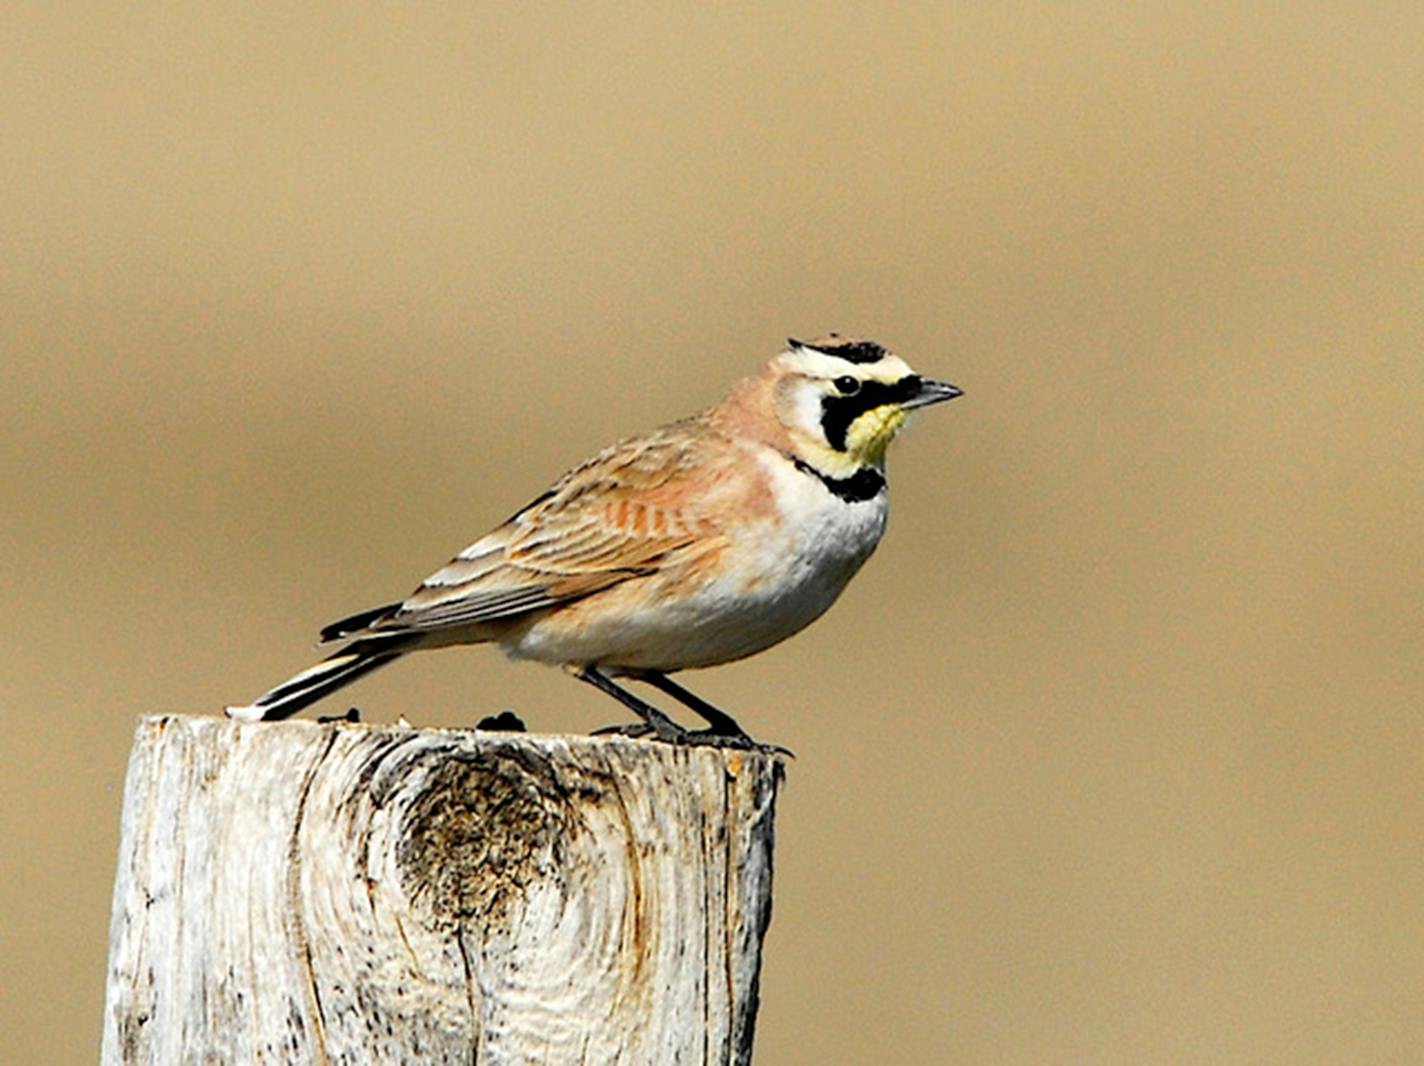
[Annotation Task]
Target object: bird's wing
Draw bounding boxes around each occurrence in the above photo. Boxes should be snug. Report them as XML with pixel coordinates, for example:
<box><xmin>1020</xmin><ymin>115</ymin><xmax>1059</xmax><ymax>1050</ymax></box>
<box><xmin>350</xmin><ymin>421</ymin><xmax>732</xmax><ymax>635</ymax></box>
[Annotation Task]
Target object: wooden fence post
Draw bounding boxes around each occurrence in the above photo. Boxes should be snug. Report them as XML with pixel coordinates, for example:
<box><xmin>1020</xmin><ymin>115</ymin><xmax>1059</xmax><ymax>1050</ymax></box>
<box><xmin>101</xmin><ymin>715</ymin><xmax>785</xmax><ymax>1064</ymax></box>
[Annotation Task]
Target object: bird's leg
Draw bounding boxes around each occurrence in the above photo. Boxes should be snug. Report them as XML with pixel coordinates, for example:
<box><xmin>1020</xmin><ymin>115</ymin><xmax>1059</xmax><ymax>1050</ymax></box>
<box><xmin>633</xmin><ymin>672</ymin><xmax>794</xmax><ymax>756</ymax></box>
<box><xmin>633</xmin><ymin>672</ymin><xmax>748</xmax><ymax>738</ymax></box>
<box><xmin>573</xmin><ymin>665</ymin><xmax>688</xmax><ymax>743</ymax></box>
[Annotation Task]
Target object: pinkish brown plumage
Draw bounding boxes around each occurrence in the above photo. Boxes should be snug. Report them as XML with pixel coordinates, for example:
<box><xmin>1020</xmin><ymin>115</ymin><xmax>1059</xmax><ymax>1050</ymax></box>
<box><xmin>227</xmin><ymin>335</ymin><xmax>961</xmax><ymax>745</ymax></box>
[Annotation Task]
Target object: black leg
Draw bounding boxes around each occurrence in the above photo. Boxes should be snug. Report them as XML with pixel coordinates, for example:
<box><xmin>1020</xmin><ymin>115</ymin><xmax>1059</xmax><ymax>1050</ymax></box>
<box><xmin>634</xmin><ymin>672</ymin><xmax>749</xmax><ymax>738</ymax></box>
<box><xmin>572</xmin><ymin>665</ymin><xmax>687</xmax><ymax>742</ymax></box>
<box><xmin>575</xmin><ymin>665</ymin><xmax>792</xmax><ymax>755</ymax></box>
<box><xmin>636</xmin><ymin>672</ymin><xmax>793</xmax><ymax>756</ymax></box>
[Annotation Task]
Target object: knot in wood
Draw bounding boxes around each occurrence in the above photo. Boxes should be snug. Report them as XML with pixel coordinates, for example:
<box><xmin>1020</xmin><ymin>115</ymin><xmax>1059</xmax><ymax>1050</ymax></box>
<box><xmin>396</xmin><ymin>749</ymin><xmax>569</xmax><ymax>928</ymax></box>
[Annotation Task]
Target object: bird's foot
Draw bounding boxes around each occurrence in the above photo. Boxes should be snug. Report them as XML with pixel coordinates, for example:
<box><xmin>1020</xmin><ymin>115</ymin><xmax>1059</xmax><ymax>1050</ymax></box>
<box><xmin>591</xmin><ymin>708</ymin><xmax>686</xmax><ymax>744</ymax></box>
<box><xmin>591</xmin><ymin>721</ymin><xmax>654</xmax><ymax>738</ymax></box>
<box><xmin>679</xmin><ymin>727</ymin><xmax>795</xmax><ymax>758</ymax></box>
<box><xmin>592</xmin><ymin>719</ymin><xmax>792</xmax><ymax>757</ymax></box>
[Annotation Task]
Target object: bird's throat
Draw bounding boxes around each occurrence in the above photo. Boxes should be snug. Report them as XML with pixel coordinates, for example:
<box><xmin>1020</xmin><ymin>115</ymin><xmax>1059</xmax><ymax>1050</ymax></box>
<box><xmin>844</xmin><ymin>406</ymin><xmax>908</xmax><ymax>465</ymax></box>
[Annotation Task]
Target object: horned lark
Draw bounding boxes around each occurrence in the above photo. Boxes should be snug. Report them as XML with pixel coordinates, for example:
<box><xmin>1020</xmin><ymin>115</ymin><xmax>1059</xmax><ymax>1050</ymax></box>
<box><xmin>226</xmin><ymin>335</ymin><xmax>961</xmax><ymax>745</ymax></box>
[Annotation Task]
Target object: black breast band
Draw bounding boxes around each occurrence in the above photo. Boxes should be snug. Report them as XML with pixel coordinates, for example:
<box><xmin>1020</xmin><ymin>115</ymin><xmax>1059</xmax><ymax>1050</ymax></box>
<box><xmin>787</xmin><ymin>454</ymin><xmax>886</xmax><ymax>503</ymax></box>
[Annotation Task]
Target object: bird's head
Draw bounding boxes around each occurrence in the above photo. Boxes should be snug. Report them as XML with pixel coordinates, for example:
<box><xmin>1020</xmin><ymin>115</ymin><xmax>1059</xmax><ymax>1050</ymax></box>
<box><xmin>767</xmin><ymin>334</ymin><xmax>962</xmax><ymax>475</ymax></box>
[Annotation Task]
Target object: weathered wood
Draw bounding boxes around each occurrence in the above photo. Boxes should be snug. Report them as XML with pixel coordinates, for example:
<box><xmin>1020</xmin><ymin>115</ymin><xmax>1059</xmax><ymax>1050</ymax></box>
<box><xmin>102</xmin><ymin>715</ymin><xmax>785</xmax><ymax>1065</ymax></box>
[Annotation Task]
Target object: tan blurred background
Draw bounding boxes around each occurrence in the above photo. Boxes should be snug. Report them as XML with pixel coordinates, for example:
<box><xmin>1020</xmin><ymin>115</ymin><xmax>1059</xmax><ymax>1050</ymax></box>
<box><xmin>4</xmin><ymin>4</ymin><xmax>1422</xmax><ymax>1062</ymax></box>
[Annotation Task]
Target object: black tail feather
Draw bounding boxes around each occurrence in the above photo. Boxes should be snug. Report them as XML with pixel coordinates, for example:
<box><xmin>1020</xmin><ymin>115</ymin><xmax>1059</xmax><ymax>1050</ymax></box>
<box><xmin>318</xmin><ymin>602</ymin><xmax>402</xmax><ymax>644</ymax></box>
<box><xmin>227</xmin><ymin>637</ymin><xmax>408</xmax><ymax>722</ymax></box>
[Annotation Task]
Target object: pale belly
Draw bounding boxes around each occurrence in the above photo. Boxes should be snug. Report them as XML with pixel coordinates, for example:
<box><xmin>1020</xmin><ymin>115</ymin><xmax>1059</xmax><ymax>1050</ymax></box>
<box><xmin>499</xmin><ymin>480</ymin><xmax>889</xmax><ymax>672</ymax></box>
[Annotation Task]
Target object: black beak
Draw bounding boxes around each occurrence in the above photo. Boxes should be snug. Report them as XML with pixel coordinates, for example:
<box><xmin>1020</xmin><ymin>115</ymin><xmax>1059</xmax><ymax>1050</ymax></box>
<box><xmin>903</xmin><ymin>377</ymin><xmax>963</xmax><ymax>409</ymax></box>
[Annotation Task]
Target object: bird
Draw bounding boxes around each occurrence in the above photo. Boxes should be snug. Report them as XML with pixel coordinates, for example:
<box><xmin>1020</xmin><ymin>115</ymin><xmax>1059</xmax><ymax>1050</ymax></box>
<box><xmin>225</xmin><ymin>335</ymin><xmax>962</xmax><ymax>746</ymax></box>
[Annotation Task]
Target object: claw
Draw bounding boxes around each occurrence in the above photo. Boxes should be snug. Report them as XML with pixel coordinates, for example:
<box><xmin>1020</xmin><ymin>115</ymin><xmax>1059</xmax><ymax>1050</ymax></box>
<box><xmin>678</xmin><ymin>729</ymin><xmax>795</xmax><ymax>758</ymax></box>
<box><xmin>592</xmin><ymin>721</ymin><xmax>792</xmax><ymax>757</ymax></box>
<box><xmin>591</xmin><ymin>721</ymin><xmax>654</xmax><ymax>738</ymax></box>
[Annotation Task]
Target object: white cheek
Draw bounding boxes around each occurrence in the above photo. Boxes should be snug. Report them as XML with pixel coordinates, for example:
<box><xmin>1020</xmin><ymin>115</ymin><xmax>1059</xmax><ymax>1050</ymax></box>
<box><xmin>788</xmin><ymin>384</ymin><xmax>826</xmax><ymax>439</ymax></box>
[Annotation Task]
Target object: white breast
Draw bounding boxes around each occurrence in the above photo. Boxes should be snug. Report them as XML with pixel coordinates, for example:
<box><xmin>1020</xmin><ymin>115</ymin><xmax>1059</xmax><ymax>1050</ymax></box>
<box><xmin>749</xmin><ymin>450</ymin><xmax>888</xmax><ymax>612</ymax></box>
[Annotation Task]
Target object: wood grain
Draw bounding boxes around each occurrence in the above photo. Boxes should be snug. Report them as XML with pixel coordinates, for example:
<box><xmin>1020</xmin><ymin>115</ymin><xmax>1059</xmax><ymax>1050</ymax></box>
<box><xmin>102</xmin><ymin>715</ymin><xmax>785</xmax><ymax>1065</ymax></box>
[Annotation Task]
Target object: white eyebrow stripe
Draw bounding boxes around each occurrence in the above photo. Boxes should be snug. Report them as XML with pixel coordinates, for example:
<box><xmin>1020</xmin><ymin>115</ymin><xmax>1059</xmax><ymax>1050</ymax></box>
<box><xmin>783</xmin><ymin>348</ymin><xmax>871</xmax><ymax>378</ymax></box>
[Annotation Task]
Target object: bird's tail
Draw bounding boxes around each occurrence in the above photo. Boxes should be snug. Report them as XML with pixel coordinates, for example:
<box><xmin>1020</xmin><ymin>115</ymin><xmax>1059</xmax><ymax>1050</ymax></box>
<box><xmin>225</xmin><ymin>637</ymin><xmax>409</xmax><ymax>722</ymax></box>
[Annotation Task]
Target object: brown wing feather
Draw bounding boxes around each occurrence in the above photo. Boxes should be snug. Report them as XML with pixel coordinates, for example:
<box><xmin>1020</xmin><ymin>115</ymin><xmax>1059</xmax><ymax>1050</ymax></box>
<box><xmin>361</xmin><ymin>418</ymin><xmax>733</xmax><ymax>634</ymax></box>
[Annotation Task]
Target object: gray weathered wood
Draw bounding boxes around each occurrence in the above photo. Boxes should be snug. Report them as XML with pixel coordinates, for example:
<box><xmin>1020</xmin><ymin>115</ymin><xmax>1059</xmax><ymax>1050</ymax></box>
<box><xmin>102</xmin><ymin>715</ymin><xmax>785</xmax><ymax>1065</ymax></box>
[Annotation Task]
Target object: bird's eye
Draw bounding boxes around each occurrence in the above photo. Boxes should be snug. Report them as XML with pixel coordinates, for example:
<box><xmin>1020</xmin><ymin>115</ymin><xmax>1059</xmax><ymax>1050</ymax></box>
<box><xmin>833</xmin><ymin>375</ymin><xmax>861</xmax><ymax>395</ymax></box>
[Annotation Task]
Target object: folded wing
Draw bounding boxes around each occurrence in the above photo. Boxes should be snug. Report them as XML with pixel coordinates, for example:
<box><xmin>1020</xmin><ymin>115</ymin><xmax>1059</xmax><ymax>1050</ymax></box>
<box><xmin>327</xmin><ymin>425</ymin><xmax>725</xmax><ymax>639</ymax></box>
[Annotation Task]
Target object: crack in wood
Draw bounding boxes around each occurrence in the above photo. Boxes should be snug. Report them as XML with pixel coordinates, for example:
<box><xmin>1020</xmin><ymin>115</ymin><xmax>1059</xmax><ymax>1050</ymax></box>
<box><xmin>456</xmin><ymin>929</ymin><xmax>480</xmax><ymax>1066</ymax></box>
<box><xmin>287</xmin><ymin>729</ymin><xmax>339</xmax><ymax>1066</ymax></box>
